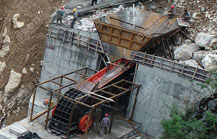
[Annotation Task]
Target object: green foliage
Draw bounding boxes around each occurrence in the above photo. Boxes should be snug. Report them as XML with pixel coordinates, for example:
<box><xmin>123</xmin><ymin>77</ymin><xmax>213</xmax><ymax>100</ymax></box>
<box><xmin>161</xmin><ymin>63</ymin><xmax>217</xmax><ymax>139</ymax></box>
<box><xmin>161</xmin><ymin>111</ymin><xmax>217</xmax><ymax>139</ymax></box>
<box><xmin>197</xmin><ymin>62</ymin><xmax>217</xmax><ymax>93</ymax></box>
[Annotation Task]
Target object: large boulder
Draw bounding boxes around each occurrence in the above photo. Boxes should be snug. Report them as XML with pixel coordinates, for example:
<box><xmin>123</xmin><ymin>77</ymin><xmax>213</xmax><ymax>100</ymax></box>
<box><xmin>192</xmin><ymin>51</ymin><xmax>210</xmax><ymax>62</ymax></box>
<box><xmin>201</xmin><ymin>54</ymin><xmax>217</xmax><ymax>71</ymax></box>
<box><xmin>0</xmin><ymin>27</ymin><xmax>10</xmax><ymax>58</ymax></box>
<box><xmin>179</xmin><ymin>60</ymin><xmax>202</xmax><ymax>69</ymax></box>
<box><xmin>12</xmin><ymin>14</ymin><xmax>24</xmax><ymax>29</ymax></box>
<box><xmin>174</xmin><ymin>43</ymin><xmax>200</xmax><ymax>61</ymax></box>
<box><xmin>4</xmin><ymin>70</ymin><xmax>22</xmax><ymax>96</ymax></box>
<box><xmin>193</xmin><ymin>50</ymin><xmax>217</xmax><ymax>62</ymax></box>
<box><xmin>0</xmin><ymin>62</ymin><xmax>6</xmax><ymax>74</ymax></box>
<box><xmin>195</xmin><ymin>32</ymin><xmax>215</xmax><ymax>49</ymax></box>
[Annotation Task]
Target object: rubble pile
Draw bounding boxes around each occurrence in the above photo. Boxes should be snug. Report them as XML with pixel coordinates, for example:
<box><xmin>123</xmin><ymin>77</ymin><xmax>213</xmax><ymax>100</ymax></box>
<box><xmin>163</xmin><ymin>0</ymin><xmax>217</xmax><ymax>71</ymax></box>
<box><xmin>175</xmin><ymin>0</ymin><xmax>217</xmax><ymax>37</ymax></box>
<box><xmin>63</xmin><ymin>4</ymin><xmax>142</xmax><ymax>32</ymax></box>
<box><xmin>174</xmin><ymin>32</ymin><xmax>217</xmax><ymax>71</ymax></box>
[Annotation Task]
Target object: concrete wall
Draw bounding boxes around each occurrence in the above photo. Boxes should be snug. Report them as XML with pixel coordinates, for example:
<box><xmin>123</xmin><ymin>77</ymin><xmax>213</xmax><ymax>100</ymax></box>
<box><xmin>28</xmin><ymin>28</ymin><xmax>99</xmax><ymax>115</ymax></box>
<box><xmin>129</xmin><ymin>64</ymin><xmax>209</xmax><ymax>138</ymax></box>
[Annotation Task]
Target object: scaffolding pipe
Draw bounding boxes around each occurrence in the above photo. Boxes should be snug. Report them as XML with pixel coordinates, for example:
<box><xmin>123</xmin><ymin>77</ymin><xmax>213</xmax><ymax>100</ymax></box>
<box><xmin>84</xmin><ymin>109</ymin><xmax>93</xmax><ymax>139</ymax></box>
<box><xmin>130</xmin><ymin>86</ymin><xmax>141</xmax><ymax>121</ymax></box>
<box><xmin>45</xmin><ymin>91</ymin><xmax>53</xmax><ymax>129</ymax></box>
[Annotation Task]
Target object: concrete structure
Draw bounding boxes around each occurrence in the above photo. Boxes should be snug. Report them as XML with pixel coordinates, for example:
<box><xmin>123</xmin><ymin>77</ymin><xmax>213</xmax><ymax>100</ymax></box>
<box><xmin>128</xmin><ymin>64</ymin><xmax>209</xmax><ymax>137</ymax></box>
<box><xmin>28</xmin><ymin>26</ymin><xmax>101</xmax><ymax>116</ymax></box>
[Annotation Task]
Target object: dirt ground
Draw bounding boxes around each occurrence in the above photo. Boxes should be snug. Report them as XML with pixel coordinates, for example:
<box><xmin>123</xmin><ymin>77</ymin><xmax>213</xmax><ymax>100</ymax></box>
<box><xmin>0</xmin><ymin>0</ymin><xmax>67</xmax><ymax>124</ymax></box>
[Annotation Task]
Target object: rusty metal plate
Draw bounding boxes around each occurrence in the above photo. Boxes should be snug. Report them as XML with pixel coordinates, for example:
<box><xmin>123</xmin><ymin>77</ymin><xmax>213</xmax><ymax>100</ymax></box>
<box><xmin>95</xmin><ymin>9</ymin><xmax>180</xmax><ymax>51</ymax></box>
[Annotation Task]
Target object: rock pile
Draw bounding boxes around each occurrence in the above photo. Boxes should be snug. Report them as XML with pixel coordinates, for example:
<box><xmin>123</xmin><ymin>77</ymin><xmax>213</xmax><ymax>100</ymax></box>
<box><xmin>174</xmin><ymin>32</ymin><xmax>217</xmax><ymax>71</ymax></box>
<box><xmin>166</xmin><ymin>0</ymin><xmax>217</xmax><ymax>71</ymax></box>
<box><xmin>175</xmin><ymin>0</ymin><xmax>217</xmax><ymax>37</ymax></box>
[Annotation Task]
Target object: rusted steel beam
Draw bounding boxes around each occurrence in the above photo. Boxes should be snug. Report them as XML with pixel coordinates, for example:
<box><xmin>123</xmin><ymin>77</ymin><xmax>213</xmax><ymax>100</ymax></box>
<box><xmin>112</xmin><ymin>84</ymin><xmax>128</xmax><ymax>91</ymax></box>
<box><xmin>53</xmin><ymin>82</ymin><xmax>77</xmax><ymax>92</ymax></box>
<box><xmin>31</xmin><ymin>105</ymin><xmax>56</xmax><ymax>122</ymax></box>
<box><xmin>107</xmin><ymin>62</ymin><xmax>126</xmax><ymax>69</ymax></box>
<box><xmin>45</xmin><ymin>91</ymin><xmax>53</xmax><ymax>129</ymax></box>
<box><xmin>63</xmin><ymin>76</ymin><xmax>77</xmax><ymax>83</ymax></box>
<box><xmin>52</xmin><ymin>90</ymin><xmax>93</xmax><ymax>108</ymax></box>
<box><xmin>110</xmin><ymin>86</ymin><xmax>138</xmax><ymax>100</ymax></box>
<box><xmin>91</xmin><ymin>86</ymin><xmax>137</xmax><ymax>107</ymax></box>
<box><xmin>38</xmin><ymin>68</ymin><xmax>86</xmax><ymax>85</ymax></box>
<box><xmin>98</xmin><ymin>90</ymin><xmax>115</xmax><ymax>96</ymax></box>
<box><xmin>50</xmin><ymin>80</ymin><xmax>62</xmax><ymax>86</ymax></box>
<box><xmin>36</xmin><ymin>86</ymin><xmax>92</xmax><ymax>108</ymax></box>
<box><xmin>37</xmin><ymin>85</ymin><xmax>52</xmax><ymax>92</ymax></box>
<box><xmin>84</xmin><ymin>109</ymin><xmax>93</xmax><ymax>139</ymax></box>
<box><xmin>75</xmin><ymin>71</ymin><xmax>88</xmax><ymax>78</ymax></box>
<box><xmin>128</xmin><ymin>122</ymin><xmax>143</xmax><ymax>137</ymax></box>
<box><xmin>130</xmin><ymin>86</ymin><xmax>140</xmax><ymax>121</ymax></box>
<box><xmin>30</xmin><ymin>89</ymin><xmax>36</xmax><ymax>122</ymax></box>
<box><xmin>57</xmin><ymin>76</ymin><xmax>63</xmax><ymax>104</ymax></box>
<box><xmin>75</xmin><ymin>89</ymin><xmax>115</xmax><ymax>102</ymax></box>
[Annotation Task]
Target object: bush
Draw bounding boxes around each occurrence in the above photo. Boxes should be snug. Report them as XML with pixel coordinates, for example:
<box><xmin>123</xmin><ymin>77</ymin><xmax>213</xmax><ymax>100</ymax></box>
<box><xmin>161</xmin><ymin>111</ymin><xmax>217</xmax><ymax>139</ymax></box>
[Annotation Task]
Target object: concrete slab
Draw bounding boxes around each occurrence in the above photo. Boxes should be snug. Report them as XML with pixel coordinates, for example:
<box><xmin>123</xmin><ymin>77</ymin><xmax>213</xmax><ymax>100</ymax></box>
<box><xmin>0</xmin><ymin>114</ymin><xmax>141</xmax><ymax>139</ymax></box>
<box><xmin>9</xmin><ymin>124</ymin><xmax>28</xmax><ymax>136</ymax></box>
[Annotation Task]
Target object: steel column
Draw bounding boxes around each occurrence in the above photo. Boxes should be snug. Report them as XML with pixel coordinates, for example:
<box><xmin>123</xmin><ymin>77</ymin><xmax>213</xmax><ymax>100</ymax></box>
<box><xmin>130</xmin><ymin>86</ymin><xmax>140</xmax><ymax>121</ymax></box>
<box><xmin>84</xmin><ymin>109</ymin><xmax>93</xmax><ymax>139</ymax></box>
<box><xmin>45</xmin><ymin>91</ymin><xmax>53</xmax><ymax>129</ymax></box>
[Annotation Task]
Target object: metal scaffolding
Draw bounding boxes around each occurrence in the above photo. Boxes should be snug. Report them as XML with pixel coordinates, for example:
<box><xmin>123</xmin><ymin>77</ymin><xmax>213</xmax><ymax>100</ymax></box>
<box><xmin>30</xmin><ymin>67</ymin><xmax>140</xmax><ymax>139</ymax></box>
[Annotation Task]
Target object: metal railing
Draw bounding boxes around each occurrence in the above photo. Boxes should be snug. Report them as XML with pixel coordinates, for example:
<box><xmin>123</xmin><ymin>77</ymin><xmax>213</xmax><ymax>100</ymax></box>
<box><xmin>46</xmin><ymin>26</ymin><xmax>209</xmax><ymax>82</ymax></box>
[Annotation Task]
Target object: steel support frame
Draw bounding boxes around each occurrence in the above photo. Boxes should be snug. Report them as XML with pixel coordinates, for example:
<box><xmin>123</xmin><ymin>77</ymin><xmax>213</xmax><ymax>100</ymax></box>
<box><xmin>30</xmin><ymin>67</ymin><xmax>96</xmax><ymax>122</ymax></box>
<box><xmin>30</xmin><ymin>68</ymin><xmax>140</xmax><ymax>139</ymax></box>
